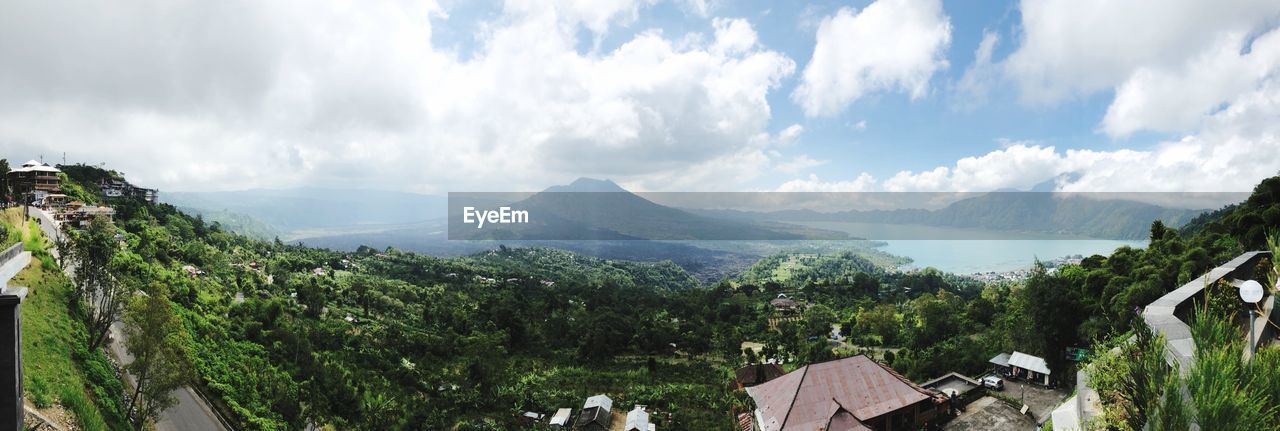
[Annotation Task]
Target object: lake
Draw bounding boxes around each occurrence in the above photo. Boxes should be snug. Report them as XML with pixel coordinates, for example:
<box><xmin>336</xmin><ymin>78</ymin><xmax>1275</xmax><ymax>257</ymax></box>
<box><xmin>799</xmin><ymin>221</ymin><xmax>1147</xmax><ymax>274</ymax></box>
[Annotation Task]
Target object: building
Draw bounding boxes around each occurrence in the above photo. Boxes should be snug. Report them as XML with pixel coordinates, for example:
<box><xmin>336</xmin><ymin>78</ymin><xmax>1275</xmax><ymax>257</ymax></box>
<box><xmin>39</xmin><ymin>194</ymin><xmax>71</xmax><ymax>209</ymax></box>
<box><xmin>733</xmin><ymin>363</ymin><xmax>787</xmax><ymax>389</ymax></box>
<box><xmin>625</xmin><ymin>405</ymin><xmax>655</xmax><ymax>431</ymax></box>
<box><xmin>1006</xmin><ymin>351</ymin><xmax>1051</xmax><ymax>386</ymax></box>
<box><xmin>576</xmin><ymin>394</ymin><xmax>612</xmax><ymax>431</ymax></box>
<box><xmin>770</xmin><ymin>294</ymin><xmax>800</xmax><ymax>312</ymax></box>
<box><xmin>988</xmin><ymin>353</ymin><xmax>1011</xmax><ymax>376</ymax></box>
<box><xmin>61</xmin><ymin>205</ymin><xmax>115</xmax><ymax>227</ymax></box>
<box><xmin>745</xmin><ymin>355</ymin><xmax>947</xmax><ymax>431</ymax></box>
<box><xmin>99</xmin><ymin>178</ymin><xmax>158</xmax><ymax>202</ymax></box>
<box><xmin>6</xmin><ymin>160</ymin><xmax>61</xmax><ymax>203</ymax></box>
<box><xmin>920</xmin><ymin>372</ymin><xmax>981</xmax><ymax>400</ymax></box>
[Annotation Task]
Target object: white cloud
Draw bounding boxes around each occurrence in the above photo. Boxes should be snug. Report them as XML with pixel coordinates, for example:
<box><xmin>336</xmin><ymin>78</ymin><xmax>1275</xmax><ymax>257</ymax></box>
<box><xmin>774</xmin><ymin>155</ymin><xmax>827</xmax><ymax>174</ymax></box>
<box><xmin>1102</xmin><ymin>29</ymin><xmax>1280</xmax><ymax>137</ymax></box>
<box><xmin>1004</xmin><ymin>0</ymin><xmax>1280</xmax><ymax>105</ymax></box>
<box><xmin>882</xmin><ymin>144</ymin><xmax>1064</xmax><ymax>191</ymax></box>
<box><xmin>681</xmin><ymin>0</ymin><xmax>716</xmax><ymax>18</ymax></box>
<box><xmin>783</xmin><ymin>84</ymin><xmax>1280</xmax><ymax>194</ymax></box>
<box><xmin>711</xmin><ymin>17</ymin><xmax>757</xmax><ymax>54</ymax></box>
<box><xmin>1064</xmin><ymin>76</ymin><xmax>1280</xmax><ymax>193</ymax></box>
<box><xmin>792</xmin><ymin>0</ymin><xmax>952</xmax><ymax>117</ymax></box>
<box><xmin>0</xmin><ymin>0</ymin><xmax>796</xmax><ymax>192</ymax></box>
<box><xmin>954</xmin><ymin>30</ymin><xmax>999</xmax><ymax>110</ymax></box>
<box><xmin>851</xmin><ymin>120</ymin><xmax>868</xmax><ymax>131</ymax></box>
<box><xmin>505</xmin><ymin>0</ymin><xmax>653</xmax><ymax>35</ymax></box>
<box><xmin>775</xmin><ymin>124</ymin><xmax>804</xmax><ymax>146</ymax></box>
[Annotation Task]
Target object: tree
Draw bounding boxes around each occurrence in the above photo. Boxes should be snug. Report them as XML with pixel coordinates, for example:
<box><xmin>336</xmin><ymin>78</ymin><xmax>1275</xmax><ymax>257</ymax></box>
<box><xmin>70</xmin><ymin>216</ymin><xmax>129</xmax><ymax>350</ymax></box>
<box><xmin>904</xmin><ymin>292</ymin><xmax>962</xmax><ymax>349</ymax></box>
<box><xmin>1014</xmin><ymin>262</ymin><xmax>1084</xmax><ymax>380</ymax></box>
<box><xmin>856</xmin><ymin>304</ymin><xmax>900</xmax><ymax>346</ymax></box>
<box><xmin>1150</xmin><ymin>220</ymin><xmax>1169</xmax><ymax>242</ymax></box>
<box><xmin>802</xmin><ymin>304</ymin><xmax>837</xmax><ymax>338</ymax></box>
<box><xmin>800</xmin><ymin>339</ymin><xmax>834</xmax><ymax>363</ymax></box>
<box><xmin>124</xmin><ymin>284</ymin><xmax>193</xmax><ymax>429</ymax></box>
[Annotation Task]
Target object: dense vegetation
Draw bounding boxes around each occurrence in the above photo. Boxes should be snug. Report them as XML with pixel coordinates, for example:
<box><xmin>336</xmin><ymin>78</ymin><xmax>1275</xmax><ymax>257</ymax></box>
<box><xmin>39</xmin><ymin>164</ymin><xmax>1280</xmax><ymax>430</ymax></box>
<box><xmin>104</xmin><ymin>202</ymin><xmax>754</xmax><ymax>429</ymax></box>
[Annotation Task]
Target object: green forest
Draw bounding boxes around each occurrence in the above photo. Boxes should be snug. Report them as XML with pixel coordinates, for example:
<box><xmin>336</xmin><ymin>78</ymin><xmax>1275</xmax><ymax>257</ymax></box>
<box><xmin>12</xmin><ymin>164</ymin><xmax>1280</xmax><ymax>430</ymax></box>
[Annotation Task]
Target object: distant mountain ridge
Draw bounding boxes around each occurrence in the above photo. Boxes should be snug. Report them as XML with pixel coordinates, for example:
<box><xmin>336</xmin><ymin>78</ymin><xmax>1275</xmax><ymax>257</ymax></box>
<box><xmin>165</xmin><ymin>178</ymin><xmax>1212</xmax><ymax>242</ymax></box>
<box><xmin>541</xmin><ymin>177</ymin><xmax>628</xmax><ymax>193</ymax></box>
<box><xmin>162</xmin><ymin>187</ymin><xmax>447</xmax><ymax>231</ymax></box>
<box><xmin>694</xmin><ymin>192</ymin><xmax>1210</xmax><ymax>240</ymax></box>
<box><xmin>449</xmin><ymin>178</ymin><xmax>828</xmax><ymax>240</ymax></box>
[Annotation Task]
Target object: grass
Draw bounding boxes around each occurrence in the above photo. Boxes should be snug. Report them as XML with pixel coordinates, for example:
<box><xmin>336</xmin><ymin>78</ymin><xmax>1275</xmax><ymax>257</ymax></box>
<box><xmin>25</xmin><ymin>219</ymin><xmax>58</xmax><ymax>269</ymax></box>
<box><xmin>14</xmin><ymin>213</ymin><xmax>130</xmax><ymax>430</ymax></box>
<box><xmin>0</xmin><ymin>208</ymin><xmax>22</xmax><ymax>249</ymax></box>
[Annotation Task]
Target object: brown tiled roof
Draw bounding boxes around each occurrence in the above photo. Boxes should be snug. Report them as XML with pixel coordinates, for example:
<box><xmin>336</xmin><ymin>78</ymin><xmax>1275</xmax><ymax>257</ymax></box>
<box><xmin>746</xmin><ymin>355</ymin><xmax>934</xmax><ymax>431</ymax></box>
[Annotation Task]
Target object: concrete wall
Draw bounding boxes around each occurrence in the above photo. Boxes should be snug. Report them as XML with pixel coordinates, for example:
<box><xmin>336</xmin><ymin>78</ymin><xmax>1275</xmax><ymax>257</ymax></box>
<box><xmin>1142</xmin><ymin>251</ymin><xmax>1272</xmax><ymax>372</ymax></box>
<box><xmin>0</xmin><ymin>240</ymin><xmax>30</xmax><ymax>429</ymax></box>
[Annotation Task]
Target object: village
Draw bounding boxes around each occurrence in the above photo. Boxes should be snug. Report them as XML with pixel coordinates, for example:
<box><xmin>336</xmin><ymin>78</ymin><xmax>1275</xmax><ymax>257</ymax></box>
<box><xmin>6</xmin><ymin>159</ymin><xmax>156</xmax><ymax>227</ymax></box>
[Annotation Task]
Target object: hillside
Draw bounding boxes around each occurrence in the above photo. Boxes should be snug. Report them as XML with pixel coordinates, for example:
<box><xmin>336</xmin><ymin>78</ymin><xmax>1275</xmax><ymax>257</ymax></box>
<box><xmin>2</xmin><ymin>208</ymin><xmax>129</xmax><ymax>431</ymax></box>
<box><xmin>1180</xmin><ymin>176</ymin><xmax>1280</xmax><ymax>249</ymax></box>
<box><xmin>74</xmin><ymin>193</ymin><xmax>747</xmax><ymax>429</ymax></box>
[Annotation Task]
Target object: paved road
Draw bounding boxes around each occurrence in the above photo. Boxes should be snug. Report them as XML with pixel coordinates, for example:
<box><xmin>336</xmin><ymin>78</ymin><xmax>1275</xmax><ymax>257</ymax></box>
<box><xmin>109</xmin><ymin>323</ymin><xmax>226</xmax><ymax>431</ymax></box>
<box><xmin>33</xmin><ymin>207</ymin><xmax>227</xmax><ymax>431</ymax></box>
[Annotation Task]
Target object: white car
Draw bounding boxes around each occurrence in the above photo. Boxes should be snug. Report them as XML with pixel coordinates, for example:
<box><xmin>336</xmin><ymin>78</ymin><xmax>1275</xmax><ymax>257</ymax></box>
<box><xmin>981</xmin><ymin>375</ymin><xmax>1004</xmax><ymax>390</ymax></box>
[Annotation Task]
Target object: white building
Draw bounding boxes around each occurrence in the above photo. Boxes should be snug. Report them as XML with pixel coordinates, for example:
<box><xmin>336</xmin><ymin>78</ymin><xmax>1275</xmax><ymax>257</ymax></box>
<box><xmin>625</xmin><ymin>405</ymin><xmax>656</xmax><ymax>431</ymax></box>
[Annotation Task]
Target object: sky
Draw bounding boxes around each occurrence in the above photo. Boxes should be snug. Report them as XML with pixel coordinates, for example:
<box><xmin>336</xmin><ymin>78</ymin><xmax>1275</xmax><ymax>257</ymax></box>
<box><xmin>1</xmin><ymin>0</ymin><xmax>1279</xmax><ymax>194</ymax></box>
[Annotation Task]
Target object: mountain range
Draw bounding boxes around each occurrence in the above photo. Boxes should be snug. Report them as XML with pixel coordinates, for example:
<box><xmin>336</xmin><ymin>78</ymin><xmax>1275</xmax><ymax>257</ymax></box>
<box><xmin>448</xmin><ymin>178</ymin><xmax>824</xmax><ymax>240</ymax></box>
<box><xmin>167</xmin><ymin>178</ymin><xmax>1217</xmax><ymax>243</ymax></box>
<box><xmin>162</xmin><ymin>187</ymin><xmax>447</xmax><ymax>234</ymax></box>
<box><xmin>695</xmin><ymin>192</ymin><xmax>1210</xmax><ymax>240</ymax></box>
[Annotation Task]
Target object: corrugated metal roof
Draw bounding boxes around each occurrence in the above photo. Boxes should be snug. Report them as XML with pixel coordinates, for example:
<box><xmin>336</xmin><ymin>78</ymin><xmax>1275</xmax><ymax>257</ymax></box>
<box><xmin>584</xmin><ymin>394</ymin><xmax>612</xmax><ymax>411</ymax></box>
<box><xmin>550</xmin><ymin>408</ymin><xmax>572</xmax><ymax>426</ymax></box>
<box><xmin>625</xmin><ymin>406</ymin><xmax>649</xmax><ymax>431</ymax></box>
<box><xmin>989</xmin><ymin>353</ymin><xmax>1011</xmax><ymax>367</ymax></box>
<box><xmin>826</xmin><ymin>403</ymin><xmax>871</xmax><ymax>431</ymax></box>
<box><xmin>1008</xmin><ymin>351</ymin><xmax>1051</xmax><ymax>375</ymax></box>
<box><xmin>746</xmin><ymin>355</ymin><xmax>934</xmax><ymax>431</ymax></box>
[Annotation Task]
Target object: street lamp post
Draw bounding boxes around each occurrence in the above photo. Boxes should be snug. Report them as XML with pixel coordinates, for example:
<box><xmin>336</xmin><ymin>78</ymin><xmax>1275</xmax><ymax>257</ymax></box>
<box><xmin>1239</xmin><ymin>279</ymin><xmax>1264</xmax><ymax>358</ymax></box>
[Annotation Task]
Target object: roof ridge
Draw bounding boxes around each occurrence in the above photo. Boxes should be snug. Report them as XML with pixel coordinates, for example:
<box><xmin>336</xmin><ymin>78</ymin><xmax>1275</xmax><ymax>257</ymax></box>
<box><xmin>778</xmin><ymin>363</ymin><xmax>809</xmax><ymax>430</ymax></box>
